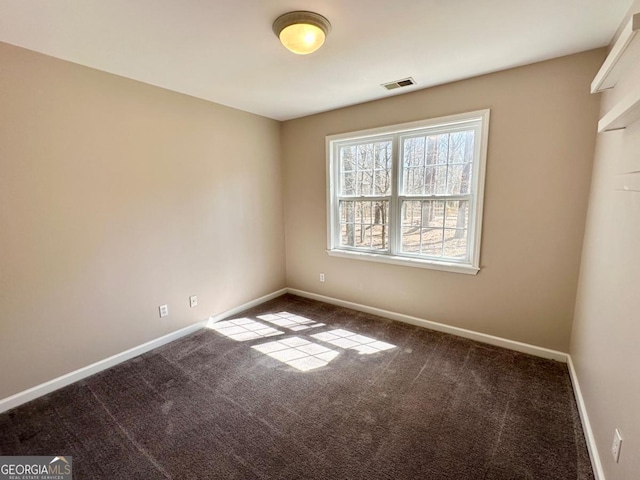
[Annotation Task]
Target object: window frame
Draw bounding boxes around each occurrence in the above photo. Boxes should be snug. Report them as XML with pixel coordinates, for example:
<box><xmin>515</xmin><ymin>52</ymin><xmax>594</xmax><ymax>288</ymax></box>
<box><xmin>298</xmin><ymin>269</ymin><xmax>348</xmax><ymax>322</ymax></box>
<box><xmin>326</xmin><ymin>109</ymin><xmax>490</xmax><ymax>275</ymax></box>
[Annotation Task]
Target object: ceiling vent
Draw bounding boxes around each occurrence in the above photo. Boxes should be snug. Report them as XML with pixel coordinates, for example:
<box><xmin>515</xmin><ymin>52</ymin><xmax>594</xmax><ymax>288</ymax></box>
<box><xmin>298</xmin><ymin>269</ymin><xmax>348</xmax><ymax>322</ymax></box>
<box><xmin>382</xmin><ymin>77</ymin><xmax>416</xmax><ymax>91</ymax></box>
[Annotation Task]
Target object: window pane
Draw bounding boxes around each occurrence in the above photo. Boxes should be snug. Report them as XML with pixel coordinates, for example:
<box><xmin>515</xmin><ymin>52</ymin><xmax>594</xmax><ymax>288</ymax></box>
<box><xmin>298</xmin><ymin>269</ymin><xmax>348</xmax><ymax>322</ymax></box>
<box><xmin>430</xmin><ymin>134</ymin><xmax>449</xmax><ymax>165</ymax></box>
<box><xmin>356</xmin><ymin>170</ymin><xmax>371</xmax><ymax>196</ymax></box>
<box><xmin>449</xmin><ymin>131</ymin><xmax>474</xmax><ymax>164</ymax></box>
<box><xmin>400</xmin><ymin>200</ymin><xmax>445</xmax><ymax>229</ymax></box>
<box><xmin>374</xmin><ymin>161</ymin><xmax>392</xmax><ymax>196</ymax></box>
<box><xmin>355</xmin><ymin>224</ymin><xmax>371</xmax><ymax>249</ymax></box>
<box><xmin>341</xmin><ymin>171</ymin><xmax>356</xmax><ymax>195</ymax></box>
<box><xmin>341</xmin><ymin>201</ymin><xmax>354</xmax><ymax>222</ymax></box>
<box><xmin>446</xmin><ymin>163</ymin><xmax>472</xmax><ymax>195</ymax></box>
<box><xmin>445</xmin><ymin>201</ymin><xmax>469</xmax><ymax>229</ymax></box>
<box><xmin>424</xmin><ymin>165</ymin><xmax>447</xmax><ymax>195</ymax></box>
<box><xmin>403</xmin><ymin>137</ymin><xmax>426</xmax><ymax>166</ymax></box>
<box><xmin>358</xmin><ymin>201</ymin><xmax>371</xmax><ymax>224</ymax></box>
<box><xmin>403</xmin><ymin>130</ymin><xmax>475</xmax><ymax>196</ymax></box>
<box><xmin>421</xmin><ymin>228</ymin><xmax>444</xmax><ymax>256</ymax></box>
<box><xmin>401</xmin><ymin>226</ymin><xmax>420</xmax><ymax>252</ymax></box>
<box><xmin>341</xmin><ymin>223</ymin><xmax>353</xmax><ymax>246</ymax></box>
<box><xmin>340</xmin><ymin>145</ymin><xmax>356</xmax><ymax>196</ymax></box>
<box><xmin>401</xmin><ymin>200</ymin><xmax>446</xmax><ymax>254</ymax></box>
<box><xmin>403</xmin><ymin>137</ymin><xmax>426</xmax><ymax>194</ymax></box>
<box><xmin>340</xmin><ymin>200</ymin><xmax>356</xmax><ymax>246</ymax></box>
<box><xmin>422</xmin><ymin>200</ymin><xmax>445</xmax><ymax>228</ymax></box>
<box><xmin>375</xmin><ymin>142</ymin><xmax>393</xmax><ymax>169</ymax></box>
<box><xmin>425</xmin><ymin>135</ymin><xmax>440</xmax><ymax>165</ymax></box>
<box><xmin>444</xmin><ymin>229</ymin><xmax>467</xmax><ymax>258</ymax></box>
<box><xmin>339</xmin><ymin>141</ymin><xmax>391</xmax><ymax>197</ymax></box>
<box><xmin>340</xmin><ymin>145</ymin><xmax>356</xmax><ymax>171</ymax></box>
<box><xmin>401</xmin><ymin>200</ymin><xmax>421</xmax><ymax>227</ymax></box>
<box><xmin>373</xmin><ymin>141</ymin><xmax>392</xmax><ymax>195</ymax></box>
<box><xmin>371</xmin><ymin>225</ymin><xmax>386</xmax><ymax>249</ymax></box>
<box><xmin>339</xmin><ymin>200</ymin><xmax>388</xmax><ymax>250</ymax></box>
<box><xmin>402</xmin><ymin>136</ymin><xmax>427</xmax><ymax>195</ymax></box>
<box><xmin>403</xmin><ymin>165</ymin><xmax>425</xmax><ymax>195</ymax></box>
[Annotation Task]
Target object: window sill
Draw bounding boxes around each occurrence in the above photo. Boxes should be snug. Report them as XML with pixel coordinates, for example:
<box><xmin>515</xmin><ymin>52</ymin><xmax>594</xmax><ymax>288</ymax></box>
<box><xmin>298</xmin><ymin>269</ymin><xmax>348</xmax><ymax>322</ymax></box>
<box><xmin>326</xmin><ymin>249</ymin><xmax>480</xmax><ymax>275</ymax></box>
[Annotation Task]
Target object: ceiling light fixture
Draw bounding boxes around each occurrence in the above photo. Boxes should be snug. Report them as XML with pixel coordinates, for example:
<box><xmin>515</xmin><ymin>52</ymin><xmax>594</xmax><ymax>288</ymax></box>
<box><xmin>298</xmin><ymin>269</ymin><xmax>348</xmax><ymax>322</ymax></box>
<box><xmin>272</xmin><ymin>11</ymin><xmax>331</xmax><ymax>55</ymax></box>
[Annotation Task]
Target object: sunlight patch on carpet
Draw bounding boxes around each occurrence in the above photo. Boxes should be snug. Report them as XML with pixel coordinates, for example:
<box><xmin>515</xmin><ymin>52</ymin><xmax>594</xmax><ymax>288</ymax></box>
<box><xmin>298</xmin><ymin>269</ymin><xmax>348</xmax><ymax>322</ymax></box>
<box><xmin>257</xmin><ymin>312</ymin><xmax>325</xmax><ymax>331</ymax></box>
<box><xmin>252</xmin><ymin>336</ymin><xmax>339</xmax><ymax>371</ymax></box>
<box><xmin>312</xmin><ymin>329</ymin><xmax>396</xmax><ymax>354</ymax></box>
<box><xmin>206</xmin><ymin>318</ymin><xmax>283</xmax><ymax>341</ymax></box>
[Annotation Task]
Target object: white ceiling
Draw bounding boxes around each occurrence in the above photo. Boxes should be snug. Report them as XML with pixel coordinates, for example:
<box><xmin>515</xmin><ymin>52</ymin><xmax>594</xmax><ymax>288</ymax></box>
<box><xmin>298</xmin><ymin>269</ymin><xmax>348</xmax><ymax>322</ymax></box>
<box><xmin>0</xmin><ymin>0</ymin><xmax>632</xmax><ymax>120</ymax></box>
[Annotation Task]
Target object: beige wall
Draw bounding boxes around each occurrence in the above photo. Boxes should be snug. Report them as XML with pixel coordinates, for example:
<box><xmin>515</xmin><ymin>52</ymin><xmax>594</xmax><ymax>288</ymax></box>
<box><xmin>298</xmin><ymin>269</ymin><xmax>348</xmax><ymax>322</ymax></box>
<box><xmin>282</xmin><ymin>50</ymin><xmax>604</xmax><ymax>352</ymax></box>
<box><xmin>0</xmin><ymin>39</ymin><xmax>614</xmax><ymax>406</ymax></box>
<box><xmin>571</xmin><ymin>3</ymin><xmax>640</xmax><ymax>479</ymax></box>
<box><xmin>0</xmin><ymin>42</ymin><xmax>285</xmax><ymax>399</ymax></box>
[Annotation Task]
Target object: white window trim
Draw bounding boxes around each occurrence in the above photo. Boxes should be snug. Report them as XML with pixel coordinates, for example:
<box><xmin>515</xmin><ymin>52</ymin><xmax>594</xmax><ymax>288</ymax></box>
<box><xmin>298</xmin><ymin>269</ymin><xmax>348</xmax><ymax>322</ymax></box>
<box><xmin>326</xmin><ymin>109</ymin><xmax>490</xmax><ymax>275</ymax></box>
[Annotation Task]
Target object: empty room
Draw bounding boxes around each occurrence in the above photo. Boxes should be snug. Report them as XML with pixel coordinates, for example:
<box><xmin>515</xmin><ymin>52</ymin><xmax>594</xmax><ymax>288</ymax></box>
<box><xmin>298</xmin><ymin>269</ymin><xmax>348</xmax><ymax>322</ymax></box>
<box><xmin>1</xmin><ymin>1</ymin><xmax>639</xmax><ymax>479</ymax></box>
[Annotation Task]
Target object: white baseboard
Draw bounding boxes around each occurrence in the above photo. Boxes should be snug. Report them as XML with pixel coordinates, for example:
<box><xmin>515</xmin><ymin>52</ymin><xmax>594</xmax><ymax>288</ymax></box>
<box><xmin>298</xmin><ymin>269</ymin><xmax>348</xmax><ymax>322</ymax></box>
<box><xmin>567</xmin><ymin>356</ymin><xmax>606</xmax><ymax>480</ymax></box>
<box><xmin>0</xmin><ymin>288</ymin><xmax>288</xmax><ymax>414</ymax></box>
<box><xmin>286</xmin><ymin>288</ymin><xmax>569</xmax><ymax>362</ymax></box>
<box><xmin>207</xmin><ymin>288</ymin><xmax>287</xmax><ymax>324</ymax></box>
<box><xmin>0</xmin><ymin>321</ymin><xmax>205</xmax><ymax>415</ymax></box>
<box><xmin>2</xmin><ymin>286</ymin><xmax>600</xmax><ymax>480</ymax></box>
<box><xmin>288</xmin><ymin>288</ymin><xmax>607</xmax><ymax>478</ymax></box>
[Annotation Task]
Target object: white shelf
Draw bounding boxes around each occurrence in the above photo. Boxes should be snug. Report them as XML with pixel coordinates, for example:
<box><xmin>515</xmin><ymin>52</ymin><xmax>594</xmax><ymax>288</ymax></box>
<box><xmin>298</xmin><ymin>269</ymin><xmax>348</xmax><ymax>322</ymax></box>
<box><xmin>591</xmin><ymin>13</ymin><xmax>640</xmax><ymax>94</ymax></box>
<box><xmin>598</xmin><ymin>86</ymin><xmax>640</xmax><ymax>132</ymax></box>
<box><xmin>614</xmin><ymin>172</ymin><xmax>640</xmax><ymax>192</ymax></box>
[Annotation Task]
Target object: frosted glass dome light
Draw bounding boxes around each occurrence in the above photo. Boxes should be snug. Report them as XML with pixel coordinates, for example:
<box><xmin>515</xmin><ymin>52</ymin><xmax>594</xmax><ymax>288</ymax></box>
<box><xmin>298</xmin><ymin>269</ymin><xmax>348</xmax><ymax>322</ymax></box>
<box><xmin>273</xmin><ymin>11</ymin><xmax>331</xmax><ymax>55</ymax></box>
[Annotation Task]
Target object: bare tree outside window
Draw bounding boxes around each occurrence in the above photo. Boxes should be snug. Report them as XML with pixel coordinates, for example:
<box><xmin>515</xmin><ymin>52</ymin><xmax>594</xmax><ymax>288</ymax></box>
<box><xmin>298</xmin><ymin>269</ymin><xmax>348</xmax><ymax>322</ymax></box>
<box><xmin>399</xmin><ymin>131</ymin><xmax>473</xmax><ymax>258</ymax></box>
<box><xmin>329</xmin><ymin>110</ymin><xmax>489</xmax><ymax>273</ymax></box>
<box><xmin>339</xmin><ymin>140</ymin><xmax>391</xmax><ymax>251</ymax></box>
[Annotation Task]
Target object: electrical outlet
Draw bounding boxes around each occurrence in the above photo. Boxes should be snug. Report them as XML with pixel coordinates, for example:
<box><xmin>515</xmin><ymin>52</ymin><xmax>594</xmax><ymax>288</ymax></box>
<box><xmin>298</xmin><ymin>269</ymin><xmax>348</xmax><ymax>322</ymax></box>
<box><xmin>319</xmin><ymin>273</ymin><xmax>325</xmax><ymax>282</ymax></box>
<box><xmin>611</xmin><ymin>429</ymin><xmax>622</xmax><ymax>463</ymax></box>
<box><xmin>159</xmin><ymin>304</ymin><xmax>169</xmax><ymax>318</ymax></box>
<box><xmin>189</xmin><ymin>295</ymin><xmax>198</xmax><ymax>308</ymax></box>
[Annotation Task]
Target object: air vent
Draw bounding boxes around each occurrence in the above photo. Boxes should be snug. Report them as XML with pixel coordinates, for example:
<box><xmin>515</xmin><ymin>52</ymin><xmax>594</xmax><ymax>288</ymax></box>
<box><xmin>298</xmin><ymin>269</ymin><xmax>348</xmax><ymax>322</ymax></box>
<box><xmin>382</xmin><ymin>77</ymin><xmax>416</xmax><ymax>91</ymax></box>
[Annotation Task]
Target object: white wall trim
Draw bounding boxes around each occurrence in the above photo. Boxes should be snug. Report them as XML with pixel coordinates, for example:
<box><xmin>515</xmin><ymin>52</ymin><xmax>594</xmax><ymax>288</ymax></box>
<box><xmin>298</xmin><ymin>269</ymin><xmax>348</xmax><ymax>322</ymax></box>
<box><xmin>0</xmin><ymin>288</ymin><xmax>288</xmax><ymax>414</ymax></box>
<box><xmin>0</xmin><ymin>322</ymin><xmax>205</xmax><ymax>414</ymax></box>
<box><xmin>287</xmin><ymin>288</ymin><xmax>569</xmax><ymax>362</ymax></box>
<box><xmin>206</xmin><ymin>288</ymin><xmax>287</xmax><ymax>324</ymax></box>
<box><xmin>287</xmin><ymin>288</ymin><xmax>607</xmax><ymax>479</ymax></box>
<box><xmin>567</xmin><ymin>356</ymin><xmax>606</xmax><ymax>480</ymax></box>
<box><xmin>2</xmin><ymin>285</ymin><xmax>601</xmax><ymax>480</ymax></box>
<box><xmin>326</xmin><ymin>249</ymin><xmax>480</xmax><ymax>275</ymax></box>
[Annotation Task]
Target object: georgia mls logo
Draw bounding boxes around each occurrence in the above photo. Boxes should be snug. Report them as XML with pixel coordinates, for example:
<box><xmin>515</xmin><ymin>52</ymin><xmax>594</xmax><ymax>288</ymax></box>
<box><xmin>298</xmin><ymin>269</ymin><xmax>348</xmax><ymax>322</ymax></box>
<box><xmin>0</xmin><ymin>456</ymin><xmax>73</xmax><ymax>479</ymax></box>
<box><xmin>49</xmin><ymin>456</ymin><xmax>70</xmax><ymax>470</ymax></box>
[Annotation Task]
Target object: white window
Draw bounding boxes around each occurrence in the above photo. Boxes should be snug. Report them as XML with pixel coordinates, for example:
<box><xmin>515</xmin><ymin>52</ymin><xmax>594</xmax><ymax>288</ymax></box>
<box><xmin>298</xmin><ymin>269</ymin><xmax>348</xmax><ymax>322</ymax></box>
<box><xmin>326</xmin><ymin>110</ymin><xmax>490</xmax><ymax>275</ymax></box>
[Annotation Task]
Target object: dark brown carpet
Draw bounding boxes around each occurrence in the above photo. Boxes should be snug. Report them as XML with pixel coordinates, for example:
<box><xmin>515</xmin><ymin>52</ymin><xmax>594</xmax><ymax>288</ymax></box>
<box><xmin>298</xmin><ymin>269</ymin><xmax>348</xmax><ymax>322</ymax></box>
<box><xmin>0</xmin><ymin>294</ymin><xmax>593</xmax><ymax>479</ymax></box>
